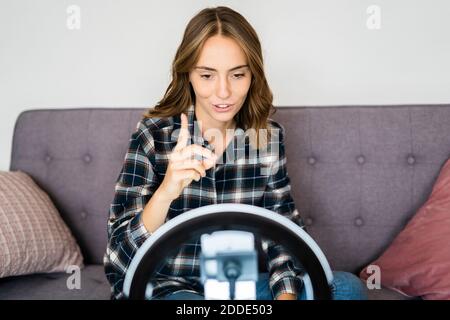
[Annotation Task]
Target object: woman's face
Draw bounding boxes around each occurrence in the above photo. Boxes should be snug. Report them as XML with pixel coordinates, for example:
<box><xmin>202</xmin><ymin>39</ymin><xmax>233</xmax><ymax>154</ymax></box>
<box><xmin>189</xmin><ymin>35</ymin><xmax>252</xmax><ymax>130</ymax></box>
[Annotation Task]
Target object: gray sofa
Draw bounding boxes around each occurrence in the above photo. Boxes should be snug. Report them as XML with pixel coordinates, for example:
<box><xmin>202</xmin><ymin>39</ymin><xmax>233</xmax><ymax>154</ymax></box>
<box><xmin>2</xmin><ymin>104</ymin><xmax>450</xmax><ymax>300</ymax></box>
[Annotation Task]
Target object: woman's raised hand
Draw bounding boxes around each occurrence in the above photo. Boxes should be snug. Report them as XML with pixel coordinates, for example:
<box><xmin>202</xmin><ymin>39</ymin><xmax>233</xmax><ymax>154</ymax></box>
<box><xmin>159</xmin><ymin>113</ymin><xmax>217</xmax><ymax>201</ymax></box>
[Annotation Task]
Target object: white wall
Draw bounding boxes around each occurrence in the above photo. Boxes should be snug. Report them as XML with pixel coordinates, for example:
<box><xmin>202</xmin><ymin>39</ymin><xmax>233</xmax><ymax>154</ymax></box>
<box><xmin>1</xmin><ymin>0</ymin><xmax>450</xmax><ymax>171</ymax></box>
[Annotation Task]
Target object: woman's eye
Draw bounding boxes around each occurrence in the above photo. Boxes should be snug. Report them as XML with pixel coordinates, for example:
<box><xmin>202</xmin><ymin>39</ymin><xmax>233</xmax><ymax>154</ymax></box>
<box><xmin>199</xmin><ymin>73</ymin><xmax>245</xmax><ymax>80</ymax></box>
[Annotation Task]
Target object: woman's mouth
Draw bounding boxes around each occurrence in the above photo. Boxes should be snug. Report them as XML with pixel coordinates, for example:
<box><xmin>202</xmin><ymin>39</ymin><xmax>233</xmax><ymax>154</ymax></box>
<box><xmin>213</xmin><ymin>104</ymin><xmax>234</xmax><ymax>112</ymax></box>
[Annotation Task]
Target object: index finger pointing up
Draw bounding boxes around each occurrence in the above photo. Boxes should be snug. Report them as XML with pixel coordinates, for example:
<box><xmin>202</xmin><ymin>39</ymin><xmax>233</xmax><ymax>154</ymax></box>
<box><xmin>174</xmin><ymin>112</ymin><xmax>190</xmax><ymax>151</ymax></box>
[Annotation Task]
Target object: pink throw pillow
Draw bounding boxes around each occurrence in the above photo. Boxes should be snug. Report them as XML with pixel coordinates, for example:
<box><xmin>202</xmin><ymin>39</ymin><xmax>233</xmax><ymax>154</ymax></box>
<box><xmin>0</xmin><ymin>170</ymin><xmax>84</xmax><ymax>278</ymax></box>
<box><xmin>360</xmin><ymin>159</ymin><xmax>450</xmax><ymax>300</ymax></box>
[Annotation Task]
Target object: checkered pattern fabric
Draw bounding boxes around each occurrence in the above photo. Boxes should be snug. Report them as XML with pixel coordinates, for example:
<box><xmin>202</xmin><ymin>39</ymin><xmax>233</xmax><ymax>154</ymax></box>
<box><xmin>104</xmin><ymin>105</ymin><xmax>306</xmax><ymax>300</ymax></box>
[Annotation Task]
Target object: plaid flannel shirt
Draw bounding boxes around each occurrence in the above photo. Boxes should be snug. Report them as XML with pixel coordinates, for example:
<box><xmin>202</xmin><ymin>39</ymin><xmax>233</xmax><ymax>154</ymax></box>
<box><xmin>104</xmin><ymin>104</ymin><xmax>306</xmax><ymax>300</ymax></box>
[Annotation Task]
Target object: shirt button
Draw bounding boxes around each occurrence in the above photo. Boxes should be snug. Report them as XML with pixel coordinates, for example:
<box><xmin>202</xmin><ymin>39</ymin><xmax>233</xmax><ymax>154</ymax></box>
<box><xmin>80</xmin><ymin>211</ymin><xmax>87</xmax><ymax>219</ymax></box>
<box><xmin>45</xmin><ymin>155</ymin><xmax>52</xmax><ymax>163</ymax></box>
<box><xmin>308</xmin><ymin>157</ymin><xmax>316</xmax><ymax>165</ymax></box>
<box><xmin>407</xmin><ymin>155</ymin><xmax>416</xmax><ymax>165</ymax></box>
<box><xmin>84</xmin><ymin>154</ymin><xmax>92</xmax><ymax>163</ymax></box>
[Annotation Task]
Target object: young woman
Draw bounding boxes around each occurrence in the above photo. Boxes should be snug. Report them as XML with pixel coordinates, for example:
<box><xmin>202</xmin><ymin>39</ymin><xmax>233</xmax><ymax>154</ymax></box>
<box><xmin>104</xmin><ymin>6</ymin><xmax>368</xmax><ymax>300</ymax></box>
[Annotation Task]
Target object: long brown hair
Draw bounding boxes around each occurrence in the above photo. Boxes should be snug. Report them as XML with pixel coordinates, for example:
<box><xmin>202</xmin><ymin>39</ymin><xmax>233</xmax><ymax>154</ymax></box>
<box><xmin>143</xmin><ymin>6</ymin><xmax>275</xmax><ymax>149</ymax></box>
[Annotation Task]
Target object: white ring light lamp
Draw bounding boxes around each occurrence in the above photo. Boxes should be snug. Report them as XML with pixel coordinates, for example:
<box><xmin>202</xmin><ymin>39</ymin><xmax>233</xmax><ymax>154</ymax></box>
<box><xmin>123</xmin><ymin>203</ymin><xmax>333</xmax><ymax>300</ymax></box>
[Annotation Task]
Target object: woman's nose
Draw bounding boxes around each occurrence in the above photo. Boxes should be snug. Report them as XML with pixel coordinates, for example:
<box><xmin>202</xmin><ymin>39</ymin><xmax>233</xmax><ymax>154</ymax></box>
<box><xmin>216</xmin><ymin>76</ymin><xmax>231</xmax><ymax>99</ymax></box>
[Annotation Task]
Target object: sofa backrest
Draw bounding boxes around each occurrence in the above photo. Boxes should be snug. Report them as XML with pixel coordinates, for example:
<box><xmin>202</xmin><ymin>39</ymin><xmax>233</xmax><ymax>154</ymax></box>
<box><xmin>10</xmin><ymin>105</ymin><xmax>450</xmax><ymax>273</ymax></box>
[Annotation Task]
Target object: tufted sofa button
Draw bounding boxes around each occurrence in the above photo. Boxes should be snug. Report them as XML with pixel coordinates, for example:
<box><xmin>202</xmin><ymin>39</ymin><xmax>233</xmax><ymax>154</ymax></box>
<box><xmin>308</xmin><ymin>157</ymin><xmax>316</xmax><ymax>165</ymax></box>
<box><xmin>357</xmin><ymin>155</ymin><xmax>365</xmax><ymax>165</ymax></box>
<box><xmin>407</xmin><ymin>155</ymin><xmax>416</xmax><ymax>165</ymax></box>
<box><xmin>45</xmin><ymin>155</ymin><xmax>52</xmax><ymax>163</ymax></box>
<box><xmin>84</xmin><ymin>154</ymin><xmax>92</xmax><ymax>163</ymax></box>
<box><xmin>354</xmin><ymin>217</ymin><xmax>364</xmax><ymax>227</ymax></box>
<box><xmin>80</xmin><ymin>211</ymin><xmax>87</xmax><ymax>219</ymax></box>
<box><xmin>305</xmin><ymin>217</ymin><xmax>314</xmax><ymax>226</ymax></box>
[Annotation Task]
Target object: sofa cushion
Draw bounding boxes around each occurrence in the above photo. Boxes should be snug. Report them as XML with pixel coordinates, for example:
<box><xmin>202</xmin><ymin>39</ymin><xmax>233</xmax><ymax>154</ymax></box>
<box><xmin>0</xmin><ymin>170</ymin><xmax>83</xmax><ymax>279</ymax></box>
<box><xmin>0</xmin><ymin>264</ymin><xmax>110</xmax><ymax>300</ymax></box>
<box><xmin>0</xmin><ymin>264</ymin><xmax>410</xmax><ymax>300</ymax></box>
<box><xmin>360</xmin><ymin>158</ymin><xmax>450</xmax><ymax>300</ymax></box>
<box><xmin>367</xmin><ymin>287</ymin><xmax>418</xmax><ymax>300</ymax></box>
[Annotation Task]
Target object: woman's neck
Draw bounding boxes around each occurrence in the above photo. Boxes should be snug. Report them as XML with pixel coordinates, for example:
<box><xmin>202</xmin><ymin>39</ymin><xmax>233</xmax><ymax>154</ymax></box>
<box><xmin>194</xmin><ymin>109</ymin><xmax>236</xmax><ymax>142</ymax></box>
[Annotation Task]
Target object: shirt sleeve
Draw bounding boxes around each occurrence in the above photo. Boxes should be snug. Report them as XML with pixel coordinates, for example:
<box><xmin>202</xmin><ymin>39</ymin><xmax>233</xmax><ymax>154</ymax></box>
<box><xmin>260</xmin><ymin>122</ymin><xmax>306</xmax><ymax>300</ymax></box>
<box><xmin>103</xmin><ymin>120</ymin><xmax>161</xmax><ymax>300</ymax></box>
